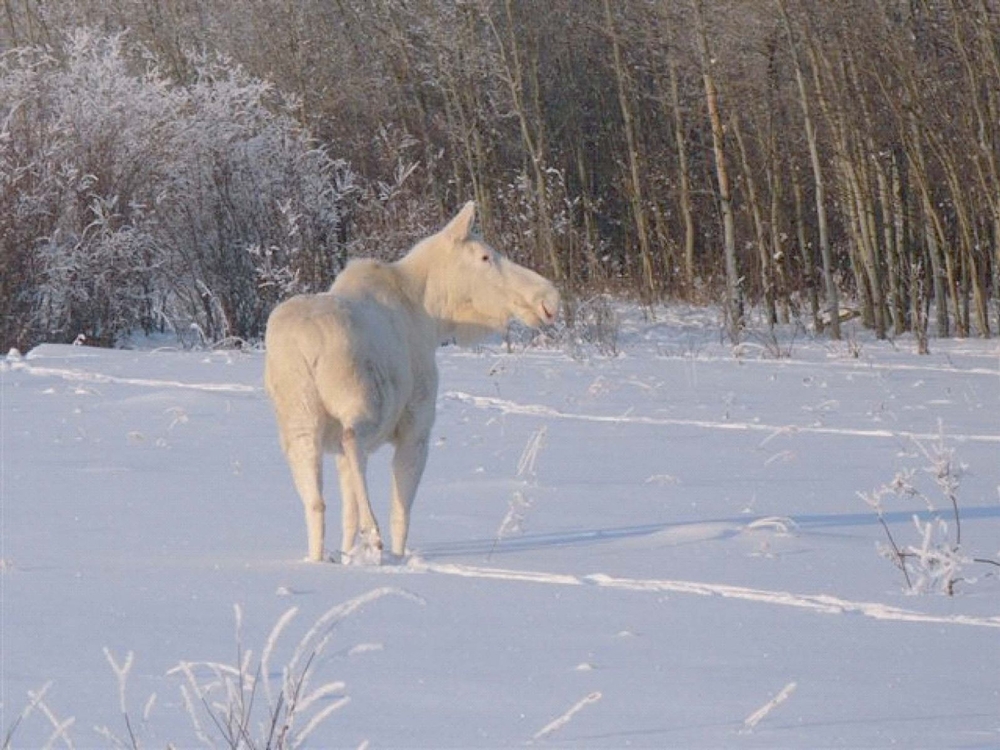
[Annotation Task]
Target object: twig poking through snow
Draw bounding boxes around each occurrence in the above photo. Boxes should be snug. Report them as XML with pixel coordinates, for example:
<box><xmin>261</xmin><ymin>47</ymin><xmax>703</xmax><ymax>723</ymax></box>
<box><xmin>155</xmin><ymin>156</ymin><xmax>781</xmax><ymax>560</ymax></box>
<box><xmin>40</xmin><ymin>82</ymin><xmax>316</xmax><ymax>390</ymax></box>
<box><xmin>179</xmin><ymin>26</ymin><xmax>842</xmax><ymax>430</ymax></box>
<box><xmin>497</xmin><ymin>491</ymin><xmax>531</xmax><ymax>539</ymax></box>
<box><xmin>532</xmin><ymin>691</ymin><xmax>602</xmax><ymax>741</ymax></box>
<box><xmin>26</xmin><ymin>684</ymin><xmax>75</xmax><ymax>750</ymax></box>
<box><xmin>159</xmin><ymin>588</ymin><xmax>421</xmax><ymax>750</ymax></box>
<box><xmin>102</xmin><ymin>648</ymin><xmax>134</xmax><ymax>715</ymax></box>
<box><xmin>517</xmin><ymin>426</ymin><xmax>548</xmax><ymax>479</ymax></box>
<box><xmin>741</xmin><ymin>681</ymin><xmax>797</xmax><ymax>733</ymax></box>
<box><xmin>101</xmin><ymin>648</ymin><xmax>139</xmax><ymax>747</ymax></box>
<box><xmin>141</xmin><ymin>693</ymin><xmax>157</xmax><ymax>722</ymax></box>
<box><xmin>489</xmin><ymin>491</ymin><xmax>532</xmax><ymax>561</ymax></box>
<box><xmin>261</xmin><ymin>606</ymin><xmax>299</xmax><ymax>713</ymax></box>
<box><xmin>490</xmin><ymin>426</ymin><xmax>546</xmax><ymax>560</ymax></box>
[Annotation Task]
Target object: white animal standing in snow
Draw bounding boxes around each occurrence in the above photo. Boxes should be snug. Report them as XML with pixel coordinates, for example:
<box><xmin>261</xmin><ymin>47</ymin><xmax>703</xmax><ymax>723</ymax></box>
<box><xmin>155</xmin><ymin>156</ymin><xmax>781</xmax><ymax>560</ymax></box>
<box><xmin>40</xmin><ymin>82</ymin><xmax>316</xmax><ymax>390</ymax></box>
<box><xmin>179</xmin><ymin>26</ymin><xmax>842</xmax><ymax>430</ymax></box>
<box><xmin>264</xmin><ymin>202</ymin><xmax>560</xmax><ymax>562</ymax></box>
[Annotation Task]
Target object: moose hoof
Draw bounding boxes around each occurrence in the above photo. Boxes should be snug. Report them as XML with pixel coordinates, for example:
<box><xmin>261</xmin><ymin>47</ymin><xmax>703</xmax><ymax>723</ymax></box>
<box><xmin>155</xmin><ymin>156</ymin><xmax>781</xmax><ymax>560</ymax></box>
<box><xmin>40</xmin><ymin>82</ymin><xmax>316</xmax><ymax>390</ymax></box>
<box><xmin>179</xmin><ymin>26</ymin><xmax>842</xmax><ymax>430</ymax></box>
<box><xmin>361</xmin><ymin>529</ymin><xmax>383</xmax><ymax>550</ymax></box>
<box><xmin>304</xmin><ymin>552</ymin><xmax>334</xmax><ymax>564</ymax></box>
<box><xmin>382</xmin><ymin>551</ymin><xmax>408</xmax><ymax>566</ymax></box>
<box><xmin>342</xmin><ymin>541</ymin><xmax>383</xmax><ymax>567</ymax></box>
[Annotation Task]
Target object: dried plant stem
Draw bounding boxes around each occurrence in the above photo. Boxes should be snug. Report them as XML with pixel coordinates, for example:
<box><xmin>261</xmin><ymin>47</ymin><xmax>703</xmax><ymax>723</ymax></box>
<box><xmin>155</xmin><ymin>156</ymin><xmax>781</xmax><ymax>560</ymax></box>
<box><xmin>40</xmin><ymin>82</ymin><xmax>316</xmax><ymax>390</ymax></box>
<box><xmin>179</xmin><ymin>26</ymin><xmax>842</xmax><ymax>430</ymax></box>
<box><xmin>877</xmin><ymin>515</ymin><xmax>913</xmax><ymax>590</ymax></box>
<box><xmin>742</xmin><ymin>681</ymin><xmax>797</xmax><ymax>732</ymax></box>
<box><xmin>532</xmin><ymin>692</ymin><xmax>602</xmax><ymax>741</ymax></box>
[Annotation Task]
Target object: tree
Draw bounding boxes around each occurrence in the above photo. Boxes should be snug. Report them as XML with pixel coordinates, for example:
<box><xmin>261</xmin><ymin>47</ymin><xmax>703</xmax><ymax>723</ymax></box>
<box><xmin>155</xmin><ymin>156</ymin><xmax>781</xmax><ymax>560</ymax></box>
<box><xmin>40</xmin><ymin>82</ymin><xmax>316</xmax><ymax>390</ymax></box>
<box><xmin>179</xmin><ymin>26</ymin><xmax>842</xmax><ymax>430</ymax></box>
<box><xmin>692</xmin><ymin>0</ymin><xmax>742</xmax><ymax>339</ymax></box>
<box><xmin>2</xmin><ymin>0</ymin><xmax>997</xmax><ymax>347</ymax></box>
<box><xmin>0</xmin><ymin>30</ymin><xmax>350</xmax><ymax>349</ymax></box>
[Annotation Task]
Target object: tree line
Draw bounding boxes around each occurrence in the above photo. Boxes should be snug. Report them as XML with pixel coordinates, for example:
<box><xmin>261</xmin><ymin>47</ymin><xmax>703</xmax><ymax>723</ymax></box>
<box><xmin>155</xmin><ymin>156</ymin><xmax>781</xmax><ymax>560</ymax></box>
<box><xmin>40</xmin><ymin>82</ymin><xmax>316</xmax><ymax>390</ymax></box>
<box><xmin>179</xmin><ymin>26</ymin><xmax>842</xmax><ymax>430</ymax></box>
<box><xmin>2</xmin><ymin>0</ymin><xmax>998</xmax><ymax>350</ymax></box>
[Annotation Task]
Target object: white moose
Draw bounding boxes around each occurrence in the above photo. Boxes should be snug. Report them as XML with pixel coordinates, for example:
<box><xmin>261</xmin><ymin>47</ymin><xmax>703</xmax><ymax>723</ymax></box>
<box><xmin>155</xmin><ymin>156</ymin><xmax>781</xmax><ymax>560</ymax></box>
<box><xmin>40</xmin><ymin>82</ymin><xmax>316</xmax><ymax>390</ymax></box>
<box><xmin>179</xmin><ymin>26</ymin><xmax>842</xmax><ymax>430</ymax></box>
<box><xmin>265</xmin><ymin>202</ymin><xmax>560</xmax><ymax>562</ymax></box>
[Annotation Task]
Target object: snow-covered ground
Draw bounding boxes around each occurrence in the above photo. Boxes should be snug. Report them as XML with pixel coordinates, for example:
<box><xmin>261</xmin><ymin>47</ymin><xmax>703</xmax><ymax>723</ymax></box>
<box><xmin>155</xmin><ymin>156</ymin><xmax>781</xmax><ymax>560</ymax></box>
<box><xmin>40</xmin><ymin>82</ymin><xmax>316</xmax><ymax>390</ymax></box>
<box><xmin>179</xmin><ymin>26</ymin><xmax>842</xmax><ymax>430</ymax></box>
<box><xmin>3</xmin><ymin>308</ymin><xmax>999</xmax><ymax>748</ymax></box>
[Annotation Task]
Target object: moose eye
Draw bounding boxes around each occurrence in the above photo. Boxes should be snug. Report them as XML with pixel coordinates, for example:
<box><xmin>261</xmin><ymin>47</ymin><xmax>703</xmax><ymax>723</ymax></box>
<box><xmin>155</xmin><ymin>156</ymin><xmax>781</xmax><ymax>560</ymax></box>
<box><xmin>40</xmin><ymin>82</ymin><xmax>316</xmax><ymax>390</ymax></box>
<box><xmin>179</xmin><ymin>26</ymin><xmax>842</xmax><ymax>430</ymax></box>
<box><xmin>481</xmin><ymin>254</ymin><xmax>490</xmax><ymax>263</ymax></box>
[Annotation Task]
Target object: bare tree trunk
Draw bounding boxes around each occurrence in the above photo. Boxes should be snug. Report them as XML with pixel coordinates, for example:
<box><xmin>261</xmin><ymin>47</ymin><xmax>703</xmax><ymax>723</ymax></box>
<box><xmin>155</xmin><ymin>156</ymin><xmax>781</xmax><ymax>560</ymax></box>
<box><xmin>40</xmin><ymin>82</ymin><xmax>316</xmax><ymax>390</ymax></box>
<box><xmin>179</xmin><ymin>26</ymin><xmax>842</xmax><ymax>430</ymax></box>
<box><xmin>433</xmin><ymin>11</ymin><xmax>493</xmax><ymax>230</ymax></box>
<box><xmin>792</xmin><ymin>165</ymin><xmax>821</xmax><ymax>330</ymax></box>
<box><xmin>732</xmin><ymin>115</ymin><xmax>776</xmax><ymax>326</ymax></box>
<box><xmin>604</xmin><ymin>0</ymin><xmax>655</xmax><ymax>298</ymax></box>
<box><xmin>875</xmin><ymin>154</ymin><xmax>906</xmax><ymax>336</ymax></box>
<box><xmin>845</xmin><ymin>158</ymin><xmax>887</xmax><ymax>338</ymax></box>
<box><xmin>574</xmin><ymin>144</ymin><xmax>602</xmax><ymax>283</ymax></box>
<box><xmin>779</xmin><ymin>0</ymin><xmax>839</xmax><ymax>338</ymax></box>
<box><xmin>693</xmin><ymin>0</ymin><xmax>741</xmax><ymax>339</ymax></box>
<box><xmin>769</xmin><ymin>158</ymin><xmax>791</xmax><ymax>325</ymax></box>
<box><xmin>889</xmin><ymin>148</ymin><xmax>911</xmax><ymax>332</ymax></box>
<box><xmin>937</xmin><ymin>150</ymin><xmax>988</xmax><ymax>336</ymax></box>
<box><xmin>875</xmin><ymin>156</ymin><xmax>905</xmax><ymax>335</ymax></box>
<box><xmin>915</xmin><ymin>176</ymin><xmax>950</xmax><ymax>339</ymax></box>
<box><xmin>832</xmin><ymin>48</ymin><xmax>886</xmax><ymax>338</ymax></box>
<box><xmin>669</xmin><ymin>58</ymin><xmax>697</xmax><ymax>292</ymax></box>
<box><xmin>946</xmin><ymin>0</ymin><xmax>994</xmax><ymax>336</ymax></box>
<box><xmin>485</xmin><ymin>0</ymin><xmax>561</xmax><ymax>282</ymax></box>
<box><xmin>911</xmin><ymin>251</ymin><xmax>930</xmax><ymax>355</ymax></box>
<box><xmin>971</xmin><ymin>0</ymin><xmax>1000</xmax><ymax>335</ymax></box>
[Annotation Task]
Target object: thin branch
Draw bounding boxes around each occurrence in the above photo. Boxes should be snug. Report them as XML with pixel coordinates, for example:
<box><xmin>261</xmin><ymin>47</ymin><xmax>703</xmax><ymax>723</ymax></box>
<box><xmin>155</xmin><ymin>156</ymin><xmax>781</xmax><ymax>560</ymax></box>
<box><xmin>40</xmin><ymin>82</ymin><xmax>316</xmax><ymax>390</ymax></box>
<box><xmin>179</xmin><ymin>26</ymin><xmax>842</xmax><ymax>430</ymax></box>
<box><xmin>877</xmin><ymin>513</ymin><xmax>913</xmax><ymax>590</ymax></box>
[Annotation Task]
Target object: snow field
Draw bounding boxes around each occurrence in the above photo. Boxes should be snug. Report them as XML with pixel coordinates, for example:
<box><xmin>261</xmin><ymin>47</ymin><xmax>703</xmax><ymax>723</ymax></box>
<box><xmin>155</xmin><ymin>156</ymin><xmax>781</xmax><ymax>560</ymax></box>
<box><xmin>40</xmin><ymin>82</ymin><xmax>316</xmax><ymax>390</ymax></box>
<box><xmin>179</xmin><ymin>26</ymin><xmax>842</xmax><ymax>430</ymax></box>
<box><xmin>2</xmin><ymin>310</ymin><xmax>999</xmax><ymax>747</ymax></box>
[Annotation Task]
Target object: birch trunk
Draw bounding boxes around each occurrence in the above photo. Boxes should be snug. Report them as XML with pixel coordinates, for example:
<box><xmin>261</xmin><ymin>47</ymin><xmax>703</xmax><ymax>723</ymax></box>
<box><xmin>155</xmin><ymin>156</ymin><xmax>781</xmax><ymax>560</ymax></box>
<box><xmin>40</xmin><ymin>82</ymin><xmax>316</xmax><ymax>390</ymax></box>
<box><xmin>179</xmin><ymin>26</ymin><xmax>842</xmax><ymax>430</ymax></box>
<box><xmin>778</xmin><ymin>0</ymin><xmax>839</xmax><ymax>338</ymax></box>
<box><xmin>694</xmin><ymin>0</ymin><xmax>741</xmax><ymax>339</ymax></box>
<box><xmin>604</xmin><ymin>0</ymin><xmax>655</xmax><ymax>297</ymax></box>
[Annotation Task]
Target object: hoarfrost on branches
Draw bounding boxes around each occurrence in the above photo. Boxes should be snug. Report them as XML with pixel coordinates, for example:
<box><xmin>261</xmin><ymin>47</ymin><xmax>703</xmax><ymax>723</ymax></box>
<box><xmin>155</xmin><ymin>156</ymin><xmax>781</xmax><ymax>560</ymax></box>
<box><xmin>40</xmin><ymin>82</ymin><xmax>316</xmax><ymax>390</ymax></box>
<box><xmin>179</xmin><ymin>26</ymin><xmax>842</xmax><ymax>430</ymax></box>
<box><xmin>1</xmin><ymin>29</ymin><xmax>353</xmax><ymax>349</ymax></box>
<box><xmin>859</xmin><ymin>431</ymin><xmax>986</xmax><ymax>596</ymax></box>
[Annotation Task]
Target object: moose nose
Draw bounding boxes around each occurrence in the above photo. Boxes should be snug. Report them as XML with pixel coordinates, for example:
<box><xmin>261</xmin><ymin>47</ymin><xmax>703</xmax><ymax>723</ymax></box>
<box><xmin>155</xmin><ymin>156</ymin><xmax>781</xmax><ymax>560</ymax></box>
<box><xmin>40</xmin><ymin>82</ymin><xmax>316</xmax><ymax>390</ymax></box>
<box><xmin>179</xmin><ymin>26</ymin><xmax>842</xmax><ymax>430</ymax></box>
<box><xmin>541</xmin><ymin>288</ymin><xmax>560</xmax><ymax>323</ymax></box>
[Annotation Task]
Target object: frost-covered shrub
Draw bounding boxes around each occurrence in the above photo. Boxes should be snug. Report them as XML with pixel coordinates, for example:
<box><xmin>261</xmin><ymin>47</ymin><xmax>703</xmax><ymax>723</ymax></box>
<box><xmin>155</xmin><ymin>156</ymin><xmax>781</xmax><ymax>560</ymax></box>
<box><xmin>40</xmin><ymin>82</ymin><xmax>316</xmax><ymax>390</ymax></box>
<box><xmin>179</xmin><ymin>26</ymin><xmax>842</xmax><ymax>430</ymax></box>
<box><xmin>35</xmin><ymin>196</ymin><xmax>161</xmax><ymax>347</ymax></box>
<box><xmin>0</xmin><ymin>47</ymin><xmax>69</xmax><ymax>349</ymax></box>
<box><xmin>560</xmin><ymin>293</ymin><xmax>620</xmax><ymax>358</ymax></box>
<box><xmin>1</xmin><ymin>32</ymin><xmax>178</xmax><ymax>346</ymax></box>
<box><xmin>0</xmin><ymin>30</ymin><xmax>350</xmax><ymax>349</ymax></box>
<box><xmin>152</xmin><ymin>55</ymin><xmax>349</xmax><ymax>342</ymax></box>
<box><xmin>858</xmin><ymin>433</ymin><xmax>997</xmax><ymax>596</ymax></box>
<box><xmin>497</xmin><ymin>165</ymin><xmax>588</xmax><ymax>282</ymax></box>
<box><xmin>339</xmin><ymin>123</ymin><xmax>434</xmax><ymax>264</ymax></box>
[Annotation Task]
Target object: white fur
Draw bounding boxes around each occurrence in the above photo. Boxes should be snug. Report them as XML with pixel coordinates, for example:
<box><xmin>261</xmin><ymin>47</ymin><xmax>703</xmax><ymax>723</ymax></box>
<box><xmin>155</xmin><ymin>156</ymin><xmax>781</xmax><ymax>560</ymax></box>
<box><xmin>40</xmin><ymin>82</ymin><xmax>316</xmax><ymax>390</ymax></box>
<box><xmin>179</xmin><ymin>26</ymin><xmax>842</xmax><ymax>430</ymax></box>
<box><xmin>264</xmin><ymin>202</ymin><xmax>559</xmax><ymax>562</ymax></box>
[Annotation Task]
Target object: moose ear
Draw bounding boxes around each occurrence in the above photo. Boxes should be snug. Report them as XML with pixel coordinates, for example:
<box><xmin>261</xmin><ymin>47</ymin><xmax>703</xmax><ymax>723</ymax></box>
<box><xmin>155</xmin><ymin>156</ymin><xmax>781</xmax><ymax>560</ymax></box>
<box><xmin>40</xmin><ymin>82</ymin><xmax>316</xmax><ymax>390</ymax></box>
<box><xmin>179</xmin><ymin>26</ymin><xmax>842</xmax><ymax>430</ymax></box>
<box><xmin>443</xmin><ymin>201</ymin><xmax>476</xmax><ymax>240</ymax></box>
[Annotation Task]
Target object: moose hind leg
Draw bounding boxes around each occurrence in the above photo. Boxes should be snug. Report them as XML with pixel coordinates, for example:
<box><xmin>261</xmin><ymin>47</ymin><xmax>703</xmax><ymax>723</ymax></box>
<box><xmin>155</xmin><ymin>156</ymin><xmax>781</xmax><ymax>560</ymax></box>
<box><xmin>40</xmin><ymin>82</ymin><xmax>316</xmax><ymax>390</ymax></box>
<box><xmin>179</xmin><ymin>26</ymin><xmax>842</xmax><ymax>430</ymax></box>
<box><xmin>389</xmin><ymin>433</ymin><xmax>429</xmax><ymax>558</ymax></box>
<box><xmin>340</xmin><ymin>427</ymin><xmax>382</xmax><ymax>556</ymax></box>
<box><xmin>334</xmin><ymin>451</ymin><xmax>359</xmax><ymax>556</ymax></box>
<box><xmin>285</xmin><ymin>435</ymin><xmax>326</xmax><ymax>562</ymax></box>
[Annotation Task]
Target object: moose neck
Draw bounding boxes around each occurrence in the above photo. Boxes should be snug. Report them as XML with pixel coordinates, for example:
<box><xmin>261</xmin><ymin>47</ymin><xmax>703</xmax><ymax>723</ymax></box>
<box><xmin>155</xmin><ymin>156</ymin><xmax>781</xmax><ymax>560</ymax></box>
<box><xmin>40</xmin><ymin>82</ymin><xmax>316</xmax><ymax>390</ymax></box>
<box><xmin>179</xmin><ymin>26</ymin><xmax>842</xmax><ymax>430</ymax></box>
<box><xmin>394</xmin><ymin>243</ymin><xmax>458</xmax><ymax>344</ymax></box>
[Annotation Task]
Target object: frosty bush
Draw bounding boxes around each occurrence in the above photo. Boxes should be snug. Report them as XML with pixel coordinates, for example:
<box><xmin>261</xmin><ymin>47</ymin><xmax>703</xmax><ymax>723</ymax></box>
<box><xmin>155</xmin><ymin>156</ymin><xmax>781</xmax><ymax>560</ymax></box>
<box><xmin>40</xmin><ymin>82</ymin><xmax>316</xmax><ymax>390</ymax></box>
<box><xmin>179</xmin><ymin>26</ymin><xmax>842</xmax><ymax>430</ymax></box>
<box><xmin>859</xmin><ymin>433</ymin><xmax>998</xmax><ymax>595</ymax></box>
<box><xmin>0</xmin><ymin>30</ymin><xmax>351</xmax><ymax>350</ymax></box>
<box><xmin>3</xmin><ymin>588</ymin><xmax>420</xmax><ymax>749</ymax></box>
<box><xmin>561</xmin><ymin>293</ymin><xmax>620</xmax><ymax>358</ymax></box>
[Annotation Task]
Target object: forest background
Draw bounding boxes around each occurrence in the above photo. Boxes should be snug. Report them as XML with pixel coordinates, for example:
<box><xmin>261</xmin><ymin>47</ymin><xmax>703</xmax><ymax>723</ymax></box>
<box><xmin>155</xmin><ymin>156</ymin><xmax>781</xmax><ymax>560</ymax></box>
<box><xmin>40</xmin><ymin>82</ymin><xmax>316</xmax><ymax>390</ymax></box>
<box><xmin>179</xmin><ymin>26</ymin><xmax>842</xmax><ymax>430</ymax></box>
<box><xmin>2</xmin><ymin>0</ymin><xmax>998</xmax><ymax>351</ymax></box>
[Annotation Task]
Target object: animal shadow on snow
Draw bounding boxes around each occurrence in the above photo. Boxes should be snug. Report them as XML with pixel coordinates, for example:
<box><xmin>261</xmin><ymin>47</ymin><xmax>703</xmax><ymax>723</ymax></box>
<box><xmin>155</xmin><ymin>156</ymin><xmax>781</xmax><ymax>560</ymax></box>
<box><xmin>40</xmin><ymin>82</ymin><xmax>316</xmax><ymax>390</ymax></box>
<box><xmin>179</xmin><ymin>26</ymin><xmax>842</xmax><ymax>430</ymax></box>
<box><xmin>416</xmin><ymin>506</ymin><xmax>1000</xmax><ymax>561</ymax></box>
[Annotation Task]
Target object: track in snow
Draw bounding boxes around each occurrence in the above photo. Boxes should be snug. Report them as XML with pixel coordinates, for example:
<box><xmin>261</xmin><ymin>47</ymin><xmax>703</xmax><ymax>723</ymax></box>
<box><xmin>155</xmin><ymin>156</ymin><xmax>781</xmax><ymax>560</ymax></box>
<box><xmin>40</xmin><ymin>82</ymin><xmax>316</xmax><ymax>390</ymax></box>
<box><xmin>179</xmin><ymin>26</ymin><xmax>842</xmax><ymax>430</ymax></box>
<box><xmin>11</xmin><ymin>354</ymin><xmax>998</xmax><ymax>631</ymax></box>
<box><xmin>444</xmin><ymin>391</ymin><xmax>1000</xmax><ymax>445</ymax></box>
<box><xmin>366</xmin><ymin>558</ymin><xmax>1000</xmax><ymax>630</ymax></box>
<box><xmin>5</xmin><ymin>360</ymin><xmax>259</xmax><ymax>394</ymax></box>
